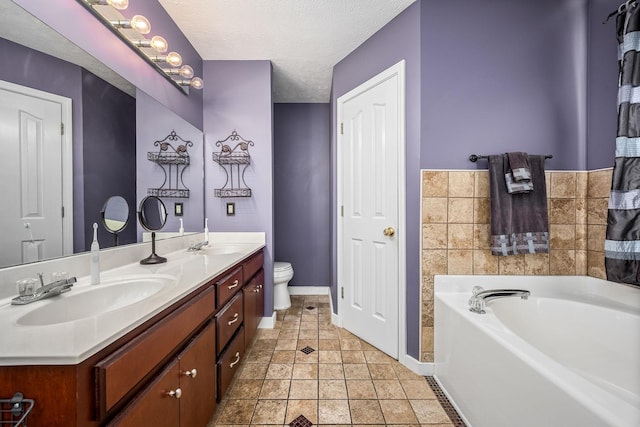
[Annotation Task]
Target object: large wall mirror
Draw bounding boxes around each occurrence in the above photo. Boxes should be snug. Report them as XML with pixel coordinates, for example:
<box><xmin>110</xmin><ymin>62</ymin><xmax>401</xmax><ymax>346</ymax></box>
<box><xmin>0</xmin><ymin>1</ymin><xmax>204</xmax><ymax>269</ymax></box>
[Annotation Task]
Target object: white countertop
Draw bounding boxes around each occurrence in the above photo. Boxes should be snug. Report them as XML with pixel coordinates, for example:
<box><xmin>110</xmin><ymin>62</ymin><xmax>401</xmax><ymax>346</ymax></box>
<box><xmin>0</xmin><ymin>237</ymin><xmax>264</xmax><ymax>366</ymax></box>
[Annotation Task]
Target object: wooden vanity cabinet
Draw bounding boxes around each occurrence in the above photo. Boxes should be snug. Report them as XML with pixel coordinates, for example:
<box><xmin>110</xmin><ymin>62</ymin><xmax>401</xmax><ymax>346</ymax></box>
<box><xmin>243</xmin><ymin>269</ymin><xmax>264</xmax><ymax>348</ymax></box>
<box><xmin>107</xmin><ymin>322</ymin><xmax>216</xmax><ymax>427</ymax></box>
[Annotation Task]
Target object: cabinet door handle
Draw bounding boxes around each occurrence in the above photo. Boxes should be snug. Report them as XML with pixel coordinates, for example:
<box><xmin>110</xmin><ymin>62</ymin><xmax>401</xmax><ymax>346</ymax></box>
<box><xmin>229</xmin><ymin>352</ymin><xmax>241</xmax><ymax>368</ymax></box>
<box><xmin>227</xmin><ymin>279</ymin><xmax>239</xmax><ymax>290</ymax></box>
<box><xmin>167</xmin><ymin>388</ymin><xmax>182</xmax><ymax>399</ymax></box>
<box><xmin>184</xmin><ymin>368</ymin><xmax>197</xmax><ymax>378</ymax></box>
<box><xmin>227</xmin><ymin>313</ymin><xmax>239</xmax><ymax>326</ymax></box>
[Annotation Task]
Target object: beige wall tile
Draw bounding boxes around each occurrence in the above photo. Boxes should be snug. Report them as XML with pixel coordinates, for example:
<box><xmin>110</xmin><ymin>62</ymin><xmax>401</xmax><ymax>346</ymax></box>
<box><xmin>422</xmin><ymin>250</ymin><xmax>448</xmax><ymax>276</ymax></box>
<box><xmin>550</xmin><ymin>172</ymin><xmax>577</xmax><ymax>198</ymax></box>
<box><xmin>587</xmin><ymin>198</ymin><xmax>609</xmax><ymax>225</ymax></box>
<box><xmin>448</xmin><ymin>171</ymin><xmax>475</xmax><ymax>197</ymax></box>
<box><xmin>588</xmin><ymin>169</ymin><xmax>613</xmax><ymax>198</ymax></box>
<box><xmin>576</xmin><ymin>250</ymin><xmax>588</xmax><ymax>275</ymax></box>
<box><xmin>423</xmin><ymin>171</ymin><xmax>448</xmax><ymax>197</ymax></box>
<box><xmin>575</xmin><ymin>198</ymin><xmax>587</xmax><ymax>224</ymax></box>
<box><xmin>549</xmin><ymin>250</ymin><xmax>576</xmax><ymax>275</ymax></box>
<box><xmin>524</xmin><ymin>253</ymin><xmax>550</xmax><ymax>275</ymax></box>
<box><xmin>587</xmin><ymin>225</ymin><xmax>606</xmax><ymax>252</ymax></box>
<box><xmin>498</xmin><ymin>255</ymin><xmax>525</xmax><ymax>275</ymax></box>
<box><xmin>587</xmin><ymin>251</ymin><xmax>606</xmax><ymax>279</ymax></box>
<box><xmin>576</xmin><ymin>172</ymin><xmax>588</xmax><ymax>198</ymax></box>
<box><xmin>545</xmin><ymin>171</ymin><xmax>551</xmax><ymax>195</ymax></box>
<box><xmin>473</xmin><ymin>197</ymin><xmax>491</xmax><ymax>224</ymax></box>
<box><xmin>473</xmin><ymin>223</ymin><xmax>491</xmax><ymax>249</ymax></box>
<box><xmin>448</xmin><ymin>224</ymin><xmax>474</xmax><ymax>249</ymax></box>
<box><xmin>473</xmin><ymin>250</ymin><xmax>499</xmax><ymax>274</ymax></box>
<box><xmin>447</xmin><ymin>250</ymin><xmax>473</xmax><ymax>274</ymax></box>
<box><xmin>421</xmin><ymin>326</ymin><xmax>434</xmax><ymax>355</ymax></box>
<box><xmin>550</xmin><ymin>224</ymin><xmax>576</xmax><ymax>250</ymax></box>
<box><xmin>548</xmin><ymin>199</ymin><xmax>576</xmax><ymax>224</ymax></box>
<box><xmin>422</xmin><ymin>197</ymin><xmax>447</xmax><ymax>223</ymax></box>
<box><xmin>448</xmin><ymin>198</ymin><xmax>474</xmax><ymax>223</ymax></box>
<box><xmin>422</xmin><ymin>299</ymin><xmax>434</xmax><ymax>327</ymax></box>
<box><xmin>576</xmin><ymin>224</ymin><xmax>587</xmax><ymax>250</ymax></box>
<box><xmin>474</xmin><ymin>171</ymin><xmax>490</xmax><ymax>197</ymax></box>
<box><xmin>422</xmin><ymin>224</ymin><xmax>448</xmax><ymax>249</ymax></box>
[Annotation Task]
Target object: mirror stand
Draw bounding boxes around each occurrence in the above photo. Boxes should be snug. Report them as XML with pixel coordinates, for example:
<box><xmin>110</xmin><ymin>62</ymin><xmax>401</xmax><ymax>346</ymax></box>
<box><xmin>140</xmin><ymin>232</ymin><xmax>167</xmax><ymax>265</ymax></box>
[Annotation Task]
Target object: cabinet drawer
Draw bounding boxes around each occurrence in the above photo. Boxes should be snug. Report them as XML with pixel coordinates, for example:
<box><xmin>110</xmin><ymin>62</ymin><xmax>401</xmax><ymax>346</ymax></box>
<box><xmin>217</xmin><ymin>327</ymin><xmax>245</xmax><ymax>400</ymax></box>
<box><xmin>215</xmin><ymin>267</ymin><xmax>243</xmax><ymax>309</ymax></box>
<box><xmin>96</xmin><ymin>287</ymin><xmax>215</xmax><ymax>416</ymax></box>
<box><xmin>244</xmin><ymin>251</ymin><xmax>264</xmax><ymax>282</ymax></box>
<box><xmin>215</xmin><ymin>293</ymin><xmax>244</xmax><ymax>354</ymax></box>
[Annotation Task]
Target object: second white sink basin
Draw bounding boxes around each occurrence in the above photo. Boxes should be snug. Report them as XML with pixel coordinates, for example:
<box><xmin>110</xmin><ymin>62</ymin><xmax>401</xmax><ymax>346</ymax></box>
<box><xmin>16</xmin><ymin>275</ymin><xmax>176</xmax><ymax>326</ymax></box>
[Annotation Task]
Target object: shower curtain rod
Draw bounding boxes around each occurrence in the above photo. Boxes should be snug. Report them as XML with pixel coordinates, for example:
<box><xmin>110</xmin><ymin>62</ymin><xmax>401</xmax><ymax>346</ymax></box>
<box><xmin>468</xmin><ymin>154</ymin><xmax>553</xmax><ymax>162</ymax></box>
<box><xmin>604</xmin><ymin>0</ymin><xmax>637</xmax><ymax>24</ymax></box>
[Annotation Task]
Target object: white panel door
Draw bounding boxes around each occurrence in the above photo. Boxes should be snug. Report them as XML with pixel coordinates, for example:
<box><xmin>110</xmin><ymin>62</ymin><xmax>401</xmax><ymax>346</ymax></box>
<box><xmin>0</xmin><ymin>86</ymin><xmax>65</xmax><ymax>267</ymax></box>
<box><xmin>338</xmin><ymin>62</ymin><xmax>404</xmax><ymax>359</ymax></box>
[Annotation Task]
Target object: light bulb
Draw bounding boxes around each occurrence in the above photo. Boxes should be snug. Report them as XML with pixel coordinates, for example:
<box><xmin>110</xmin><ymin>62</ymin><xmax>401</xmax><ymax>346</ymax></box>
<box><xmin>130</xmin><ymin>15</ymin><xmax>151</xmax><ymax>34</ymax></box>
<box><xmin>179</xmin><ymin>65</ymin><xmax>194</xmax><ymax>78</ymax></box>
<box><xmin>106</xmin><ymin>0</ymin><xmax>128</xmax><ymax>9</ymax></box>
<box><xmin>150</xmin><ymin>36</ymin><xmax>168</xmax><ymax>53</ymax></box>
<box><xmin>166</xmin><ymin>52</ymin><xmax>182</xmax><ymax>67</ymax></box>
<box><xmin>190</xmin><ymin>77</ymin><xmax>204</xmax><ymax>90</ymax></box>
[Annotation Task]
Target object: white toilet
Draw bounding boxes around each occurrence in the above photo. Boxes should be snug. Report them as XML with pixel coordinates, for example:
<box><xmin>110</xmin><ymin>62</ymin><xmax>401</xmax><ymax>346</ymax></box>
<box><xmin>273</xmin><ymin>262</ymin><xmax>294</xmax><ymax>310</ymax></box>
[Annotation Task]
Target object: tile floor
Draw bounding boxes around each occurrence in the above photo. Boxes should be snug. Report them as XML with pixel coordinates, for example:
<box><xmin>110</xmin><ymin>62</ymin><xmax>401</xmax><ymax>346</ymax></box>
<box><xmin>208</xmin><ymin>295</ymin><xmax>455</xmax><ymax>426</ymax></box>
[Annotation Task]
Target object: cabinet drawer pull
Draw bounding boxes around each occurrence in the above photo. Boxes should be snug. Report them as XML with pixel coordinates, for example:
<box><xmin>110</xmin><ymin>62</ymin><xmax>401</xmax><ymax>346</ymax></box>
<box><xmin>167</xmin><ymin>388</ymin><xmax>182</xmax><ymax>399</ymax></box>
<box><xmin>229</xmin><ymin>352</ymin><xmax>241</xmax><ymax>368</ymax></box>
<box><xmin>227</xmin><ymin>279</ymin><xmax>239</xmax><ymax>290</ymax></box>
<box><xmin>184</xmin><ymin>368</ymin><xmax>197</xmax><ymax>378</ymax></box>
<box><xmin>227</xmin><ymin>313</ymin><xmax>239</xmax><ymax>326</ymax></box>
<box><xmin>253</xmin><ymin>287</ymin><xmax>259</xmax><ymax>293</ymax></box>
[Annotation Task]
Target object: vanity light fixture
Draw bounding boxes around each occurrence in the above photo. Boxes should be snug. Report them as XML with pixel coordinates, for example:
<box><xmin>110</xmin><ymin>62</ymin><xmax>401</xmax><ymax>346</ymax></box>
<box><xmin>176</xmin><ymin>77</ymin><xmax>204</xmax><ymax>90</ymax></box>
<box><xmin>79</xmin><ymin>0</ymin><xmax>204</xmax><ymax>93</ymax></box>
<box><xmin>86</xmin><ymin>0</ymin><xmax>129</xmax><ymax>10</ymax></box>
<box><xmin>110</xmin><ymin>15</ymin><xmax>151</xmax><ymax>34</ymax></box>
<box><xmin>132</xmin><ymin>35</ymin><xmax>168</xmax><ymax>53</ymax></box>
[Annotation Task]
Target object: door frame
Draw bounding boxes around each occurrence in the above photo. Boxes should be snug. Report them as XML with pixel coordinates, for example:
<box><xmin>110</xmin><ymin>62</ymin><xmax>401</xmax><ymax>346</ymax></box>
<box><xmin>336</xmin><ymin>60</ymin><xmax>407</xmax><ymax>363</ymax></box>
<box><xmin>0</xmin><ymin>79</ymin><xmax>74</xmax><ymax>257</ymax></box>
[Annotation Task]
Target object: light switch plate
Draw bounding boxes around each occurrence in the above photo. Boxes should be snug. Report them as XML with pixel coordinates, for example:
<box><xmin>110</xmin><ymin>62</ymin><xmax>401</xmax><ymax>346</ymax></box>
<box><xmin>226</xmin><ymin>202</ymin><xmax>235</xmax><ymax>216</ymax></box>
<box><xmin>174</xmin><ymin>202</ymin><xmax>183</xmax><ymax>216</ymax></box>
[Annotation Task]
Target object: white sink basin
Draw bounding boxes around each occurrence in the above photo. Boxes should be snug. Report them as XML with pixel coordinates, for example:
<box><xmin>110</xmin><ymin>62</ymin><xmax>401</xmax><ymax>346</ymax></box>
<box><xmin>16</xmin><ymin>275</ymin><xmax>176</xmax><ymax>326</ymax></box>
<box><xmin>201</xmin><ymin>245</ymin><xmax>246</xmax><ymax>256</ymax></box>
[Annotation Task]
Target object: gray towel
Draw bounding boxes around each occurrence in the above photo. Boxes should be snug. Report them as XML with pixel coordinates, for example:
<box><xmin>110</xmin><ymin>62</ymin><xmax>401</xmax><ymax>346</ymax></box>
<box><xmin>505</xmin><ymin>151</ymin><xmax>533</xmax><ymax>194</ymax></box>
<box><xmin>489</xmin><ymin>154</ymin><xmax>549</xmax><ymax>256</ymax></box>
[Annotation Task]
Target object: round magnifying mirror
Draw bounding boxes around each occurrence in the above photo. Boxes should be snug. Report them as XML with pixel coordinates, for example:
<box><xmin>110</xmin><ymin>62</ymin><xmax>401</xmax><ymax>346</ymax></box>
<box><xmin>138</xmin><ymin>196</ymin><xmax>168</xmax><ymax>264</ymax></box>
<box><xmin>101</xmin><ymin>196</ymin><xmax>129</xmax><ymax>246</ymax></box>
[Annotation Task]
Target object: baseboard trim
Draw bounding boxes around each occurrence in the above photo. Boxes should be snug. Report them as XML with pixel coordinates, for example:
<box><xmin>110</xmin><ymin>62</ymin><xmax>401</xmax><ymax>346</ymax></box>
<box><xmin>288</xmin><ymin>286</ymin><xmax>330</xmax><ymax>295</ymax></box>
<box><xmin>258</xmin><ymin>311</ymin><xmax>276</xmax><ymax>329</ymax></box>
<box><xmin>402</xmin><ymin>355</ymin><xmax>434</xmax><ymax>376</ymax></box>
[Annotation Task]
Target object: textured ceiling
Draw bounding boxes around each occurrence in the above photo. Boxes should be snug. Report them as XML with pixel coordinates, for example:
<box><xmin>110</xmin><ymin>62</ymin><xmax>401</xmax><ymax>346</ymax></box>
<box><xmin>158</xmin><ymin>0</ymin><xmax>416</xmax><ymax>102</ymax></box>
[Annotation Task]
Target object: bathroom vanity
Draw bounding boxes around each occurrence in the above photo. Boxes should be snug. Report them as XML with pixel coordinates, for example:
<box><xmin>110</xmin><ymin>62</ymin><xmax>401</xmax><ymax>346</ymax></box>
<box><xmin>0</xmin><ymin>236</ymin><xmax>265</xmax><ymax>426</ymax></box>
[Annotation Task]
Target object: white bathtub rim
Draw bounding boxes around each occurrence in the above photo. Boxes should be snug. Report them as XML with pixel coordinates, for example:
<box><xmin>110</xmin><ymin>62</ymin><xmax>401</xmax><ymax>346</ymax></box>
<box><xmin>434</xmin><ymin>276</ymin><xmax>640</xmax><ymax>427</ymax></box>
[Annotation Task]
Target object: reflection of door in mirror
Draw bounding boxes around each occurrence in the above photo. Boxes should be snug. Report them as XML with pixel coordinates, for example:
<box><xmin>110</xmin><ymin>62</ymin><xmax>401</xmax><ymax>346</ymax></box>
<box><xmin>0</xmin><ymin>81</ymin><xmax>72</xmax><ymax>268</ymax></box>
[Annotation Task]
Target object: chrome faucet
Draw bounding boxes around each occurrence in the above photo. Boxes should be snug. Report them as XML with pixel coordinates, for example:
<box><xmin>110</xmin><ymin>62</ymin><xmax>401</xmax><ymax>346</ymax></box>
<box><xmin>187</xmin><ymin>241</ymin><xmax>209</xmax><ymax>252</ymax></box>
<box><xmin>11</xmin><ymin>275</ymin><xmax>77</xmax><ymax>305</ymax></box>
<box><xmin>468</xmin><ymin>286</ymin><xmax>530</xmax><ymax>314</ymax></box>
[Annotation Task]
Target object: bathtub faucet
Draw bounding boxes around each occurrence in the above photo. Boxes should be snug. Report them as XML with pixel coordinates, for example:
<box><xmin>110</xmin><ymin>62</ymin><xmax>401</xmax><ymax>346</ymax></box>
<box><xmin>468</xmin><ymin>286</ymin><xmax>530</xmax><ymax>314</ymax></box>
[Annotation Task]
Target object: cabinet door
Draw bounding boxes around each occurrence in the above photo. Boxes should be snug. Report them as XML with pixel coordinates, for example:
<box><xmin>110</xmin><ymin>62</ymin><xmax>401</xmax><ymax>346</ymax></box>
<box><xmin>244</xmin><ymin>270</ymin><xmax>264</xmax><ymax>349</ymax></box>
<box><xmin>179</xmin><ymin>322</ymin><xmax>217</xmax><ymax>427</ymax></box>
<box><xmin>107</xmin><ymin>360</ymin><xmax>180</xmax><ymax>427</ymax></box>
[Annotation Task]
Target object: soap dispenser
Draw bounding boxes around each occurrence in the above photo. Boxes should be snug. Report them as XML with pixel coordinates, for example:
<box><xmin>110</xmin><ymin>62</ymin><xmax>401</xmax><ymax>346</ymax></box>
<box><xmin>179</xmin><ymin>218</ymin><xmax>184</xmax><ymax>236</ymax></box>
<box><xmin>204</xmin><ymin>218</ymin><xmax>209</xmax><ymax>244</ymax></box>
<box><xmin>91</xmin><ymin>222</ymin><xmax>100</xmax><ymax>285</ymax></box>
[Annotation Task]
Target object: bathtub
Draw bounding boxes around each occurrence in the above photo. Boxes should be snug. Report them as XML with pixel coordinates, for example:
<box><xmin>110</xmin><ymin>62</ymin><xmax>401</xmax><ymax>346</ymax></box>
<box><xmin>434</xmin><ymin>275</ymin><xmax>640</xmax><ymax>427</ymax></box>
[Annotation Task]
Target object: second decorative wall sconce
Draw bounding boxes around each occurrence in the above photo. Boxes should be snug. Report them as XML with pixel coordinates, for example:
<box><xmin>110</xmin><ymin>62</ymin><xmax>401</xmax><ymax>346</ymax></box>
<box><xmin>147</xmin><ymin>130</ymin><xmax>192</xmax><ymax>198</ymax></box>
<box><xmin>78</xmin><ymin>0</ymin><xmax>204</xmax><ymax>92</ymax></box>
<box><xmin>213</xmin><ymin>131</ymin><xmax>254</xmax><ymax>198</ymax></box>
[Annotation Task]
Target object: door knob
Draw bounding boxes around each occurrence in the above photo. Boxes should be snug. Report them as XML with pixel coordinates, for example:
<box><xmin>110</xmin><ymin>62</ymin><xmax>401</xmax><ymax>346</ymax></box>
<box><xmin>383</xmin><ymin>227</ymin><xmax>395</xmax><ymax>237</ymax></box>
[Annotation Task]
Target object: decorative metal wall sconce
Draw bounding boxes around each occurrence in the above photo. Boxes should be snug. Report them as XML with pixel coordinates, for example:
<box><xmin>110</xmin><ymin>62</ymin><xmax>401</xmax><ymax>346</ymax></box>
<box><xmin>147</xmin><ymin>130</ymin><xmax>192</xmax><ymax>198</ymax></box>
<box><xmin>77</xmin><ymin>0</ymin><xmax>204</xmax><ymax>93</ymax></box>
<box><xmin>213</xmin><ymin>131</ymin><xmax>254</xmax><ymax>198</ymax></box>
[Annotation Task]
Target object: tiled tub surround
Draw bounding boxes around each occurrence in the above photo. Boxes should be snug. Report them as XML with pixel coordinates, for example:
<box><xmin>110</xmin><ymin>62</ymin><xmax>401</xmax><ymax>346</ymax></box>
<box><xmin>434</xmin><ymin>275</ymin><xmax>640</xmax><ymax>427</ymax></box>
<box><xmin>210</xmin><ymin>294</ymin><xmax>457</xmax><ymax>426</ymax></box>
<box><xmin>420</xmin><ymin>168</ymin><xmax>613</xmax><ymax>362</ymax></box>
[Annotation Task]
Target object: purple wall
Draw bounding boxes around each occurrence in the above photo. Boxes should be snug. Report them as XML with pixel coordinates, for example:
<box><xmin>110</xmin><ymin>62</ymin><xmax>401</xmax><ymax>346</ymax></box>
<box><xmin>587</xmin><ymin>0</ymin><xmax>620</xmax><ymax>169</ymax></box>
<box><xmin>13</xmin><ymin>0</ymin><xmax>203</xmax><ymax>130</ymax></box>
<box><xmin>332</xmin><ymin>2</ymin><xmax>423</xmax><ymax>358</ymax></box>
<box><xmin>82</xmin><ymin>70</ymin><xmax>136</xmax><ymax>251</ymax></box>
<box><xmin>136</xmin><ymin>90</ymin><xmax>204</xmax><ymax>240</ymax></box>
<box><xmin>274</xmin><ymin>104</ymin><xmax>331</xmax><ymax>287</ymax></box>
<box><xmin>420</xmin><ymin>0</ymin><xmax>588</xmax><ymax>171</ymax></box>
<box><xmin>202</xmin><ymin>60</ymin><xmax>274</xmax><ymax>315</ymax></box>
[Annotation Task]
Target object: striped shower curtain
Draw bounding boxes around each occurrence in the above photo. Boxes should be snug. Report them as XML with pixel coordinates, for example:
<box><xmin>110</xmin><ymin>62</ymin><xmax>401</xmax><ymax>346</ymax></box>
<box><xmin>605</xmin><ymin>0</ymin><xmax>640</xmax><ymax>286</ymax></box>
